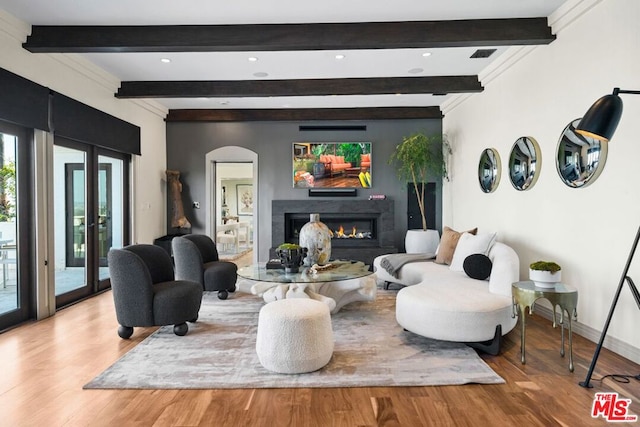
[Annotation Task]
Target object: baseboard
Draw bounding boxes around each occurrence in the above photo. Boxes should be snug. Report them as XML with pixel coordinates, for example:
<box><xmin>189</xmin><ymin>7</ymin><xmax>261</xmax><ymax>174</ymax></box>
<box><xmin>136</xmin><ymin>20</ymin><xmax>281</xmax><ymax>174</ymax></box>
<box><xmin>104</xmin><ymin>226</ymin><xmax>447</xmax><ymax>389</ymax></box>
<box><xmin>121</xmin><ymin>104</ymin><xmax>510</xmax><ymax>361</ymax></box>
<box><xmin>534</xmin><ymin>305</ymin><xmax>640</xmax><ymax>365</ymax></box>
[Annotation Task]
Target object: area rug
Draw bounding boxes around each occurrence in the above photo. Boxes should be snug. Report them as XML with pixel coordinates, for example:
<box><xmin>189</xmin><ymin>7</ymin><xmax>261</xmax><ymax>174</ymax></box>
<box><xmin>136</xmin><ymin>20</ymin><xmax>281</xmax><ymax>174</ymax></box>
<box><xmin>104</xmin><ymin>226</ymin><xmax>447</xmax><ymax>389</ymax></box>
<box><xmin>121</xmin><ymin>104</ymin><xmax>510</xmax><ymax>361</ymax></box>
<box><xmin>84</xmin><ymin>289</ymin><xmax>504</xmax><ymax>389</ymax></box>
<box><xmin>218</xmin><ymin>247</ymin><xmax>252</xmax><ymax>261</ymax></box>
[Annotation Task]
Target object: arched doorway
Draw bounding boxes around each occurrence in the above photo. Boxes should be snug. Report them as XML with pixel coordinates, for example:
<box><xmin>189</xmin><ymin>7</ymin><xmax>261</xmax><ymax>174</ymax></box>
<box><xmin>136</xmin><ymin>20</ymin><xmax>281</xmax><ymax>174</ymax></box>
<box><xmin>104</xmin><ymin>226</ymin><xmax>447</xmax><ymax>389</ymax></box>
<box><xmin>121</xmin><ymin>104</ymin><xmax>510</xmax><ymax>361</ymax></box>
<box><xmin>205</xmin><ymin>147</ymin><xmax>258</xmax><ymax>264</ymax></box>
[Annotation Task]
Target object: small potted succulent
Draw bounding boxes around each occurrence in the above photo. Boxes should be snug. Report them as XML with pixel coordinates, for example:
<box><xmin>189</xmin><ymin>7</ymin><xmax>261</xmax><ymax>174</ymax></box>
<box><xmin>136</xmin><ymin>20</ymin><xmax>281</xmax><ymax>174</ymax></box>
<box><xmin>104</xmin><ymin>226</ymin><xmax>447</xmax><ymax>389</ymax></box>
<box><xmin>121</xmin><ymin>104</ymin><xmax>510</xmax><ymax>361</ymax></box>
<box><xmin>529</xmin><ymin>261</ymin><xmax>562</xmax><ymax>288</ymax></box>
<box><xmin>275</xmin><ymin>243</ymin><xmax>308</xmax><ymax>273</ymax></box>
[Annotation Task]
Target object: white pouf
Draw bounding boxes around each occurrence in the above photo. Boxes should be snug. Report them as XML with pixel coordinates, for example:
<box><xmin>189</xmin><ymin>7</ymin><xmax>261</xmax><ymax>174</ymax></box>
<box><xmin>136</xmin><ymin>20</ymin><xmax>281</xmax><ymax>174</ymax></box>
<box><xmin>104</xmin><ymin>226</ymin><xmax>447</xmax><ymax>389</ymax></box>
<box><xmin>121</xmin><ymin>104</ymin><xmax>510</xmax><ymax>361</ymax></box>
<box><xmin>256</xmin><ymin>298</ymin><xmax>334</xmax><ymax>374</ymax></box>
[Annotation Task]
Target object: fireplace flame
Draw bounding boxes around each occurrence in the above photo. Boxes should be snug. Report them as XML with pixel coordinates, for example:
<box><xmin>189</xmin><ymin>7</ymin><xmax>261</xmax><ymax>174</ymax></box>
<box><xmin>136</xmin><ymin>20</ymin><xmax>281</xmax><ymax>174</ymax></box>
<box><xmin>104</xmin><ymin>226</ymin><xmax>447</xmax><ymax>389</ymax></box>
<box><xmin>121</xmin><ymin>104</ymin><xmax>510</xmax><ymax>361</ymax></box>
<box><xmin>331</xmin><ymin>225</ymin><xmax>370</xmax><ymax>239</ymax></box>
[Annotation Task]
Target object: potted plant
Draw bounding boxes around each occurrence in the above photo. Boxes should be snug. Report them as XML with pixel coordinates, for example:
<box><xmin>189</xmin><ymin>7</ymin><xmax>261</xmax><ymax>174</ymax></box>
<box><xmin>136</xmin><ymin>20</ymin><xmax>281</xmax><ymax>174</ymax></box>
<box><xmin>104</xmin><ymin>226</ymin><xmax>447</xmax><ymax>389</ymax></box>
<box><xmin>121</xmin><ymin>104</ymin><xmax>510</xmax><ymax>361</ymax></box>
<box><xmin>275</xmin><ymin>243</ymin><xmax>308</xmax><ymax>273</ymax></box>
<box><xmin>389</xmin><ymin>131</ymin><xmax>445</xmax><ymax>253</ymax></box>
<box><xmin>529</xmin><ymin>261</ymin><xmax>562</xmax><ymax>288</ymax></box>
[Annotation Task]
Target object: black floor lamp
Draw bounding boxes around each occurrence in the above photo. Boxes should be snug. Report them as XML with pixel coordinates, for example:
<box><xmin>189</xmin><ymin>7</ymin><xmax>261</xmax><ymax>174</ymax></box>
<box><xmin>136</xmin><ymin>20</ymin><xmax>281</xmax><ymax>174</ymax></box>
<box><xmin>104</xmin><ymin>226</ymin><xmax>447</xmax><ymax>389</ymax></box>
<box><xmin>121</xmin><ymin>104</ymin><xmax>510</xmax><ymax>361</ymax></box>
<box><xmin>575</xmin><ymin>88</ymin><xmax>640</xmax><ymax>388</ymax></box>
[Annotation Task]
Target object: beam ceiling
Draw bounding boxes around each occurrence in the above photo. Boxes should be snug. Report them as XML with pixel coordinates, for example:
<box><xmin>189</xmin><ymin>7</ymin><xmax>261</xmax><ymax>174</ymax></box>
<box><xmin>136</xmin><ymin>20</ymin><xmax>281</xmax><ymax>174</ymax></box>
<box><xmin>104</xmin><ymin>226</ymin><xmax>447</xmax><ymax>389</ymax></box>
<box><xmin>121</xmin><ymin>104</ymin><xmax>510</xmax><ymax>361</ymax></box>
<box><xmin>116</xmin><ymin>76</ymin><xmax>481</xmax><ymax>99</ymax></box>
<box><xmin>22</xmin><ymin>17</ymin><xmax>554</xmax><ymax>121</ymax></box>
<box><xmin>23</xmin><ymin>18</ymin><xmax>555</xmax><ymax>53</ymax></box>
<box><xmin>165</xmin><ymin>107</ymin><xmax>443</xmax><ymax>122</ymax></box>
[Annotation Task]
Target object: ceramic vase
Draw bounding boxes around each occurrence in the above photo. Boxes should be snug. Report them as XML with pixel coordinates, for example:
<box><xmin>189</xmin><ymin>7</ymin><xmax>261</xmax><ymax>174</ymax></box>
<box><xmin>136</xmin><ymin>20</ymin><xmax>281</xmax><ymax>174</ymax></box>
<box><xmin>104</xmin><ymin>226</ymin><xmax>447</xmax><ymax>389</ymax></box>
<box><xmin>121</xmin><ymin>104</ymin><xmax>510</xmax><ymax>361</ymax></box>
<box><xmin>529</xmin><ymin>269</ymin><xmax>561</xmax><ymax>288</ymax></box>
<box><xmin>299</xmin><ymin>213</ymin><xmax>332</xmax><ymax>266</ymax></box>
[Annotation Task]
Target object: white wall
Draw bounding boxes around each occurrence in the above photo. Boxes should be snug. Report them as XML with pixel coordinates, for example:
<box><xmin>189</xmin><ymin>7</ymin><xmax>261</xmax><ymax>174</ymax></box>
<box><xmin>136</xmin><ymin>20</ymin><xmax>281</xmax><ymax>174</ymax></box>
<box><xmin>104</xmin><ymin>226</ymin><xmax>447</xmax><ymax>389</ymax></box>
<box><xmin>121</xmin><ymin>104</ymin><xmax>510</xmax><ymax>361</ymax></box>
<box><xmin>0</xmin><ymin>9</ymin><xmax>168</xmax><ymax>244</ymax></box>
<box><xmin>443</xmin><ymin>0</ymin><xmax>640</xmax><ymax>360</ymax></box>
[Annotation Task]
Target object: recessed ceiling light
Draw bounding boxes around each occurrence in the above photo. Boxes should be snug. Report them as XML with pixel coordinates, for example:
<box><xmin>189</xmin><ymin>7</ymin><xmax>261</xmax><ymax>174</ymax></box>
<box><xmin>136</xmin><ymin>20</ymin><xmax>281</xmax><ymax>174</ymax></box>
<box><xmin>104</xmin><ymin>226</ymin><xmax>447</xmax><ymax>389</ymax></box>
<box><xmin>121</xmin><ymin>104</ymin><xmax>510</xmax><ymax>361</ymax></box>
<box><xmin>422</xmin><ymin>52</ymin><xmax>432</xmax><ymax>57</ymax></box>
<box><xmin>160</xmin><ymin>58</ymin><xmax>171</xmax><ymax>63</ymax></box>
<box><xmin>335</xmin><ymin>54</ymin><xmax>345</xmax><ymax>60</ymax></box>
<box><xmin>253</xmin><ymin>72</ymin><xmax>269</xmax><ymax>78</ymax></box>
<box><xmin>248</xmin><ymin>56</ymin><xmax>259</xmax><ymax>62</ymax></box>
<box><xmin>408</xmin><ymin>67</ymin><xmax>424</xmax><ymax>74</ymax></box>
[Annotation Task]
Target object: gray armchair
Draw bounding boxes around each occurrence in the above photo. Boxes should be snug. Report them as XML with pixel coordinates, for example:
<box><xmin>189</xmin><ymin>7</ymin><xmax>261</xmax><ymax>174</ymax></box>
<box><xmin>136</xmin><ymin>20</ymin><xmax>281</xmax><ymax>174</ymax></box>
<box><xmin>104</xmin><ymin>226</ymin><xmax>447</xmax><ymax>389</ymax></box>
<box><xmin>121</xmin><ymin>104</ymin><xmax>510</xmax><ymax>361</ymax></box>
<box><xmin>172</xmin><ymin>234</ymin><xmax>238</xmax><ymax>300</ymax></box>
<box><xmin>108</xmin><ymin>244</ymin><xmax>203</xmax><ymax>339</ymax></box>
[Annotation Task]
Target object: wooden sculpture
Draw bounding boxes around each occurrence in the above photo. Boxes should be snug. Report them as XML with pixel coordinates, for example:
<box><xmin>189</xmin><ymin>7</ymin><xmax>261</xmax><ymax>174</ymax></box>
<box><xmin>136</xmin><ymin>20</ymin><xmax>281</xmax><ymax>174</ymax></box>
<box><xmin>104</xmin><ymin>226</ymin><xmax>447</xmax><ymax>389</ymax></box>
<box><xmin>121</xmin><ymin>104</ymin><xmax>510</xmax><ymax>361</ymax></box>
<box><xmin>166</xmin><ymin>169</ymin><xmax>191</xmax><ymax>229</ymax></box>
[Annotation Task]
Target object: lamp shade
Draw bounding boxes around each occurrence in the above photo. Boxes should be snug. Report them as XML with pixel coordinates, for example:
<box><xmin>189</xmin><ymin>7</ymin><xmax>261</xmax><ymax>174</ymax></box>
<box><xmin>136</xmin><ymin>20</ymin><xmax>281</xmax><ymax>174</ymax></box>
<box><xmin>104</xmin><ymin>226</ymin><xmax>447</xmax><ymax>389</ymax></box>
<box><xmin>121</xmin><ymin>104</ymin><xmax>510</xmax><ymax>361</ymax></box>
<box><xmin>576</xmin><ymin>93</ymin><xmax>623</xmax><ymax>142</ymax></box>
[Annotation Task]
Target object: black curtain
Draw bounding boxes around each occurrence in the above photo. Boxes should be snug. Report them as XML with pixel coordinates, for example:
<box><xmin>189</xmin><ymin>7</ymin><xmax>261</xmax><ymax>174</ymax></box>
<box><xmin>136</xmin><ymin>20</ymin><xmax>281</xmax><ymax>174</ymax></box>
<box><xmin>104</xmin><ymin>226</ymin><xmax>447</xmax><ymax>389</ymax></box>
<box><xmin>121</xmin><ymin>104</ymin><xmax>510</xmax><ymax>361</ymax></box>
<box><xmin>0</xmin><ymin>68</ymin><xmax>49</xmax><ymax>131</ymax></box>
<box><xmin>0</xmin><ymin>66</ymin><xmax>141</xmax><ymax>156</ymax></box>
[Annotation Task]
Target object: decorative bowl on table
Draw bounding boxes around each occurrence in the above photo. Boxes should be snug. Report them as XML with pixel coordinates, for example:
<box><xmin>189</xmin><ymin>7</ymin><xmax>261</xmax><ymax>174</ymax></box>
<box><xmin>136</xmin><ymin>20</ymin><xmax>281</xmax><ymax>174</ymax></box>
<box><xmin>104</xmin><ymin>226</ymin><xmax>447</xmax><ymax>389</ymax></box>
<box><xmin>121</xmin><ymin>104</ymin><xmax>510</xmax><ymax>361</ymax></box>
<box><xmin>275</xmin><ymin>244</ymin><xmax>308</xmax><ymax>273</ymax></box>
<box><xmin>529</xmin><ymin>261</ymin><xmax>562</xmax><ymax>289</ymax></box>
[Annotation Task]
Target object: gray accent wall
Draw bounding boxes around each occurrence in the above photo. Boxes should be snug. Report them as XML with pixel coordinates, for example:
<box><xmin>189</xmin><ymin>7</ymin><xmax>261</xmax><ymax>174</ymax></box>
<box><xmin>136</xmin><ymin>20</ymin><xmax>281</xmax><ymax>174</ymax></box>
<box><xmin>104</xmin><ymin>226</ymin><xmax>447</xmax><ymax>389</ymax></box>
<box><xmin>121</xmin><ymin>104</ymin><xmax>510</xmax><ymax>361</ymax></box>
<box><xmin>166</xmin><ymin>119</ymin><xmax>442</xmax><ymax>261</ymax></box>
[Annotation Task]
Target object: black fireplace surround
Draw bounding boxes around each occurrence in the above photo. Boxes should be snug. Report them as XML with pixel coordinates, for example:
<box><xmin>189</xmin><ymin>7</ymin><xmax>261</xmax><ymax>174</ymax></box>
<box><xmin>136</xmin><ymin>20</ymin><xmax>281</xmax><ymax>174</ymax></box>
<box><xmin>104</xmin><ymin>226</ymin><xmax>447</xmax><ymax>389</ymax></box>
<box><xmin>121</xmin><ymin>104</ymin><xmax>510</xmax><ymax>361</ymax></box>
<box><xmin>271</xmin><ymin>199</ymin><xmax>398</xmax><ymax>266</ymax></box>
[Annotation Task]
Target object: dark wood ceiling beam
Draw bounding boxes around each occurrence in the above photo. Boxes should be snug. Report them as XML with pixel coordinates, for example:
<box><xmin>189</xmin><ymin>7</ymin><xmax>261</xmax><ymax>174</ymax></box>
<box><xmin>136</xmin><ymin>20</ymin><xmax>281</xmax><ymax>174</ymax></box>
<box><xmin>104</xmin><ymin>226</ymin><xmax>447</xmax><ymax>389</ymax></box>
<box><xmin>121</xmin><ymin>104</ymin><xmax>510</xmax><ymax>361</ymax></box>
<box><xmin>117</xmin><ymin>76</ymin><xmax>481</xmax><ymax>98</ymax></box>
<box><xmin>165</xmin><ymin>107</ymin><xmax>443</xmax><ymax>122</ymax></box>
<box><xmin>23</xmin><ymin>18</ymin><xmax>554</xmax><ymax>53</ymax></box>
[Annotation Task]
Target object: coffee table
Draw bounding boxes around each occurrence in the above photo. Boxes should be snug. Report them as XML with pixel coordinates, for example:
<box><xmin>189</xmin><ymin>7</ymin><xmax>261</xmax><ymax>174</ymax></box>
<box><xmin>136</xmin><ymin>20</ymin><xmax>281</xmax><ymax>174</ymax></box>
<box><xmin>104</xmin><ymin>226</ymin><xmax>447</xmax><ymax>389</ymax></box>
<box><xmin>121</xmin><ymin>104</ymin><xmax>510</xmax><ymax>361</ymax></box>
<box><xmin>236</xmin><ymin>260</ymin><xmax>377</xmax><ymax>314</ymax></box>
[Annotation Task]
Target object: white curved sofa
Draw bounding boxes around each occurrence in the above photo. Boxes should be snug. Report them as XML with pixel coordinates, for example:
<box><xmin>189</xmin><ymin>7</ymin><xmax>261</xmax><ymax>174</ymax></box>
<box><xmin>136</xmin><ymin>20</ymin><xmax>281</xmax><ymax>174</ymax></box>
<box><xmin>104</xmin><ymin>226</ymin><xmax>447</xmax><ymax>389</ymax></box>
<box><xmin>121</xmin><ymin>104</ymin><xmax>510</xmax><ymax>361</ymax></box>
<box><xmin>373</xmin><ymin>241</ymin><xmax>519</xmax><ymax>353</ymax></box>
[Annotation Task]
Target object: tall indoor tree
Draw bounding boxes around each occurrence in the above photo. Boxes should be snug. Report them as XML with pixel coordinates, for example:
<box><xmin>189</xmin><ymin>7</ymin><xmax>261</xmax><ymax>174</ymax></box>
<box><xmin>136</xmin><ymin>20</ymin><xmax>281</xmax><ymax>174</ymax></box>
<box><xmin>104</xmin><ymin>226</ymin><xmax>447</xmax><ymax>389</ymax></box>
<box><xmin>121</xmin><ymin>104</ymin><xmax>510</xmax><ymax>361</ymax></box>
<box><xmin>389</xmin><ymin>131</ymin><xmax>445</xmax><ymax>231</ymax></box>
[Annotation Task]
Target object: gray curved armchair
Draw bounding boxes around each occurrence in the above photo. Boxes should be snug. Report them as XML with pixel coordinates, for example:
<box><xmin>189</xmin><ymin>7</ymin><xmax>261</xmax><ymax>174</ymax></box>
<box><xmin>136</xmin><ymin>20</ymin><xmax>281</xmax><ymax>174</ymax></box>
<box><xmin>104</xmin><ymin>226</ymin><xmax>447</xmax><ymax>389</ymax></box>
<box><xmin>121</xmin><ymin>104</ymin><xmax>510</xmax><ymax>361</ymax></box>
<box><xmin>108</xmin><ymin>244</ymin><xmax>203</xmax><ymax>339</ymax></box>
<box><xmin>172</xmin><ymin>234</ymin><xmax>238</xmax><ymax>300</ymax></box>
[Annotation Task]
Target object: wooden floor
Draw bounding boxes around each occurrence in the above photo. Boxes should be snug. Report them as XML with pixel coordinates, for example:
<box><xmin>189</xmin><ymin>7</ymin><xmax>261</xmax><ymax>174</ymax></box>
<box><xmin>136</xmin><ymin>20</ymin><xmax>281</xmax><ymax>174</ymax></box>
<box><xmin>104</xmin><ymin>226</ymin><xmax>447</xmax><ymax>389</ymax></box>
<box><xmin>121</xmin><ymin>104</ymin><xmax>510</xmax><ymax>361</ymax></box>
<box><xmin>1</xmin><ymin>275</ymin><xmax>639</xmax><ymax>426</ymax></box>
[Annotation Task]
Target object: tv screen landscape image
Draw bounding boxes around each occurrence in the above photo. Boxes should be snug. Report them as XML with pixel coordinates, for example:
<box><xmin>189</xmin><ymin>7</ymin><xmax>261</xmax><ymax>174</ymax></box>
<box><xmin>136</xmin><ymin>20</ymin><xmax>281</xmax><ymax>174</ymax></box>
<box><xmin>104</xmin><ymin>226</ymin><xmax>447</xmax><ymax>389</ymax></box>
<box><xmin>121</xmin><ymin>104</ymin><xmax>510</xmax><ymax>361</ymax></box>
<box><xmin>292</xmin><ymin>142</ymin><xmax>372</xmax><ymax>189</ymax></box>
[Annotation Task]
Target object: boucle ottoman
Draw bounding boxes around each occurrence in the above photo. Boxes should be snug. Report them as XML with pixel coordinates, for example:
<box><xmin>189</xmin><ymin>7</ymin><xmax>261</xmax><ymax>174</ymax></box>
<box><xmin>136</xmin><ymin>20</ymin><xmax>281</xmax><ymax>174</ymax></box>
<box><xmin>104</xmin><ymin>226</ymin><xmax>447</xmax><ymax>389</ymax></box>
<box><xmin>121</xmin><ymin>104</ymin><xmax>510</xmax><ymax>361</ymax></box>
<box><xmin>256</xmin><ymin>298</ymin><xmax>334</xmax><ymax>374</ymax></box>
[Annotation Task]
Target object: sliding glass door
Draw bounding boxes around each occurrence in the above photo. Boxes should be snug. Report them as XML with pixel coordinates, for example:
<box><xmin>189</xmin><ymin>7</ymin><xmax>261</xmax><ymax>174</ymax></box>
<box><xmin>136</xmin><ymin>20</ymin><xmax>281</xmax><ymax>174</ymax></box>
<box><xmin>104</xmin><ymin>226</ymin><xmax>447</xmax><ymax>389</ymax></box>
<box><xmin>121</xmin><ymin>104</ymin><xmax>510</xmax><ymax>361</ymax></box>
<box><xmin>0</xmin><ymin>122</ymin><xmax>32</xmax><ymax>330</ymax></box>
<box><xmin>97</xmin><ymin>154</ymin><xmax>126</xmax><ymax>285</ymax></box>
<box><xmin>54</xmin><ymin>139</ymin><xmax>129</xmax><ymax>307</ymax></box>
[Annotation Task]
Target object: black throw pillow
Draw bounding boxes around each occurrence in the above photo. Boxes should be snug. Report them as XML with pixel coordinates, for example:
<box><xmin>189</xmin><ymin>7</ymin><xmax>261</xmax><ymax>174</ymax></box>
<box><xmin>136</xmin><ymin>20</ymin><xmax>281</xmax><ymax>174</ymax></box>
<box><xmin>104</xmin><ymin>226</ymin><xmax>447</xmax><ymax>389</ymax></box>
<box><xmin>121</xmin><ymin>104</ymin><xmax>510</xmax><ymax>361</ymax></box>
<box><xmin>463</xmin><ymin>254</ymin><xmax>493</xmax><ymax>280</ymax></box>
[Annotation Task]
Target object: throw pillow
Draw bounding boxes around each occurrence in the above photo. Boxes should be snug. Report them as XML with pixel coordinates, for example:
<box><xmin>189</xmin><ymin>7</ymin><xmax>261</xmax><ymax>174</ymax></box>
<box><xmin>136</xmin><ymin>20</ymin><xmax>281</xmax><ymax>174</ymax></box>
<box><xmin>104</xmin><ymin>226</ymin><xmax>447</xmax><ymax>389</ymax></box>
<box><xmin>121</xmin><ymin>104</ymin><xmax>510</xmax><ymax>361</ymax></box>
<box><xmin>449</xmin><ymin>232</ymin><xmax>497</xmax><ymax>272</ymax></box>
<box><xmin>434</xmin><ymin>226</ymin><xmax>478</xmax><ymax>265</ymax></box>
<box><xmin>463</xmin><ymin>254</ymin><xmax>493</xmax><ymax>280</ymax></box>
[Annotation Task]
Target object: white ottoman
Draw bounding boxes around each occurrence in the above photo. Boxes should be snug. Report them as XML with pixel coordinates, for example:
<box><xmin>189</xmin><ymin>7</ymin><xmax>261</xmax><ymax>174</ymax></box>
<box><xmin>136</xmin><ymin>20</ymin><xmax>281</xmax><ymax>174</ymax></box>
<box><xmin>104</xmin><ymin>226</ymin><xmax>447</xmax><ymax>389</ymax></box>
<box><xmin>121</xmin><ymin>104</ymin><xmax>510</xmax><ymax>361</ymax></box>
<box><xmin>256</xmin><ymin>299</ymin><xmax>334</xmax><ymax>374</ymax></box>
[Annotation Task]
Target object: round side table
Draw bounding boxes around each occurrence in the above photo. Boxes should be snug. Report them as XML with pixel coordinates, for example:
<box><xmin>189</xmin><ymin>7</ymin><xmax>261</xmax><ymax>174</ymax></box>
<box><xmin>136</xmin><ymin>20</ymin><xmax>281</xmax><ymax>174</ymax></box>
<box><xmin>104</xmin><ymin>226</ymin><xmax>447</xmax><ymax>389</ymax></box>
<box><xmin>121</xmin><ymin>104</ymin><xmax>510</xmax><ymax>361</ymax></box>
<box><xmin>512</xmin><ymin>281</ymin><xmax>578</xmax><ymax>372</ymax></box>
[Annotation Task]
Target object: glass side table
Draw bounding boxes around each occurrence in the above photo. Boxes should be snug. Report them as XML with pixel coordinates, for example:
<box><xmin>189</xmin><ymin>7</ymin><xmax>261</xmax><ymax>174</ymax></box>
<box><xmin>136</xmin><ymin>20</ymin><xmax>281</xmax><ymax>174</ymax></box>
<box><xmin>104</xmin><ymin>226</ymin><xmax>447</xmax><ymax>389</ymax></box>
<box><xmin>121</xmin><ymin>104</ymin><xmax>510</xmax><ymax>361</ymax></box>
<box><xmin>512</xmin><ymin>281</ymin><xmax>578</xmax><ymax>372</ymax></box>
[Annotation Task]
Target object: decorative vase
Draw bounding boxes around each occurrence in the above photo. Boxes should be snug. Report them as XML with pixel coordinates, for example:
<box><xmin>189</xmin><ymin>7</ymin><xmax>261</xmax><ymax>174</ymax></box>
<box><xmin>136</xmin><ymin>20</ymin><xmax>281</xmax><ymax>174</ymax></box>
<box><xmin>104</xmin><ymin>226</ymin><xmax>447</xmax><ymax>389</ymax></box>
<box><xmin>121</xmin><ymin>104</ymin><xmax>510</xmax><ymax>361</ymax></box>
<box><xmin>299</xmin><ymin>213</ymin><xmax>332</xmax><ymax>266</ymax></box>
<box><xmin>529</xmin><ymin>269</ymin><xmax>561</xmax><ymax>288</ymax></box>
<box><xmin>405</xmin><ymin>229</ymin><xmax>440</xmax><ymax>254</ymax></box>
<box><xmin>276</xmin><ymin>247</ymin><xmax>308</xmax><ymax>273</ymax></box>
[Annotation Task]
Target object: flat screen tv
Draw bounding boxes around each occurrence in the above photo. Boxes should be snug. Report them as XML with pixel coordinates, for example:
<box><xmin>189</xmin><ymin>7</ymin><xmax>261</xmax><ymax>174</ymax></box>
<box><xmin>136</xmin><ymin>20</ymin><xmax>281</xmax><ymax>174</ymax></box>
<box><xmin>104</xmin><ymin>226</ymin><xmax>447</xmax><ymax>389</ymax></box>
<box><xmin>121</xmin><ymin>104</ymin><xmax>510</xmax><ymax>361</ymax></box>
<box><xmin>292</xmin><ymin>142</ymin><xmax>372</xmax><ymax>188</ymax></box>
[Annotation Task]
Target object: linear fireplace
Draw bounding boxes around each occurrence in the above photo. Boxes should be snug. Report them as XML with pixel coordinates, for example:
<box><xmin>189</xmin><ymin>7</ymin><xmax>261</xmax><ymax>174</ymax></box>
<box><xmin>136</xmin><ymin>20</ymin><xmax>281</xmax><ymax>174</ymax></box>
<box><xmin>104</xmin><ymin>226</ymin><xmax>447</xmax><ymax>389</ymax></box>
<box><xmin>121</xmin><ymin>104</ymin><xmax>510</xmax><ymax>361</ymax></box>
<box><xmin>286</xmin><ymin>213</ymin><xmax>378</xmax><ymax>247</ymax></box>
<box><xmin>272</xmin><ymin>199</ymin><xmax>398</xmax><ymax>266</ymax></box>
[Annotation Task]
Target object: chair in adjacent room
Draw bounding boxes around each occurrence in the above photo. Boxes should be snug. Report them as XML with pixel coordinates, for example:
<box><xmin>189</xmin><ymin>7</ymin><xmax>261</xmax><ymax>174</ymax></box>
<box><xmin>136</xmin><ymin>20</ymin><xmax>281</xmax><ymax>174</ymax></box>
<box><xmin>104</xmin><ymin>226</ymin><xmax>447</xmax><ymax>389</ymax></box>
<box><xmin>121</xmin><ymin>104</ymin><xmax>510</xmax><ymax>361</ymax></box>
<box><xmin>172</xmin><ymin>234</ymin><xmax>238</xmax><ymax>300</ymax></box>
<box><xmin>107</xmin><ymin>244</ymin><xmax>203</xmax><ymax>339</ymax></box>
<box><xmin>216</xmin><ymin>222</ymin><xmax>239</xmax><ymax>253</ymax></box>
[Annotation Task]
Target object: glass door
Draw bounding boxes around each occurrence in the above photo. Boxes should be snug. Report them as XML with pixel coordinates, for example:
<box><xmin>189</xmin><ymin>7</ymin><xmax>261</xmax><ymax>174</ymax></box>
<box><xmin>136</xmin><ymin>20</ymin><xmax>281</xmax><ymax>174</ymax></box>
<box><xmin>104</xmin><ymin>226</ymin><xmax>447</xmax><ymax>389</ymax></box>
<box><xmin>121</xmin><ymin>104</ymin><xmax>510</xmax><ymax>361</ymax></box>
<box><xmin>54</xmin><ymin>143</ymin><xmax>90</xmax><ymax>304</ymax></box>
<box><xmin>54</xmin><ymin>139</ymin><xmax>129</xmax><ymax>307</ymax></box>
<box><xmin>97</xmin><ymin>153</ymin><xmax>126</xmax><ymax>290</ymax></box>
<box><xmin>0</xmin><ymin>122</ymin><xmax>31</xmax><ymax>330</ymax></box>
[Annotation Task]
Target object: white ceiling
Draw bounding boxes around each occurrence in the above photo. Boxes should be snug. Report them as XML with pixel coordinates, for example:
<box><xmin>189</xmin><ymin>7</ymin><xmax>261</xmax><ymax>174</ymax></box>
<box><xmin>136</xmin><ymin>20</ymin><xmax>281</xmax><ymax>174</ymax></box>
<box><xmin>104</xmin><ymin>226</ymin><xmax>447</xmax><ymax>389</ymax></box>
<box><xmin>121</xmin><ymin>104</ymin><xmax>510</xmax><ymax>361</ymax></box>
<box><xmin>0</xmin><ymin>0</ymin><xmax>569</xmax><ymax>111</ymax></box>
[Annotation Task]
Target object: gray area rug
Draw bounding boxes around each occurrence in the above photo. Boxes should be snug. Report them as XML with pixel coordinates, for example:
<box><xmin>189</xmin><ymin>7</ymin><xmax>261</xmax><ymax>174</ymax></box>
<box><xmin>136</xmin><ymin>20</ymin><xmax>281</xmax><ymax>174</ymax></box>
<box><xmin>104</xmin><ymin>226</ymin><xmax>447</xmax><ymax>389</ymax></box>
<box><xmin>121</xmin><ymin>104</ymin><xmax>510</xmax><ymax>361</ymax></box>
<box><xmin>85</xmin><ymin>289</ymin><xmax>504</xmax><ymax>389</ymax></box>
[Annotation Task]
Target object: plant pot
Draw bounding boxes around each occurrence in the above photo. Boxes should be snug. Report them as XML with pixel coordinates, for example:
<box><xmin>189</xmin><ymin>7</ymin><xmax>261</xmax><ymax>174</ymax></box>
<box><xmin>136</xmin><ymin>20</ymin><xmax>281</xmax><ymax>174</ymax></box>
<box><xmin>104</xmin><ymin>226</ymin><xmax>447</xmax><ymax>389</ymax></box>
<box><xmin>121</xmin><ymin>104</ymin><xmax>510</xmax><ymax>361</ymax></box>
<box><xmin>529</xmin><ymin>269</ymin><xmax>561</xmax><ymax>288</ymax></box>
<box><xmin>405</xmin><ymin>229</ymin><xmax>440</xmax><ymax>254</ymax></box>
<box><xmin>276</xmin><ymin>247</ymin><xmax>308</xmax><ymax>273</ymax></box>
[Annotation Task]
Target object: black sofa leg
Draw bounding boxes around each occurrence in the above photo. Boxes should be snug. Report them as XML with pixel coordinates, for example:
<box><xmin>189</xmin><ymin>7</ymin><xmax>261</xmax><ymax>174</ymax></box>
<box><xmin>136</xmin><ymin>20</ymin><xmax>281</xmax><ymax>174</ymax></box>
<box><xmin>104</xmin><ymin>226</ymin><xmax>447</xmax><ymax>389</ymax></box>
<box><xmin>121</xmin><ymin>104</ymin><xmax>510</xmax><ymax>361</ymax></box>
<box><xmin>465</xmin><ymin>325</ymin><xmax>502</xmax><ymax>355</ymax></box>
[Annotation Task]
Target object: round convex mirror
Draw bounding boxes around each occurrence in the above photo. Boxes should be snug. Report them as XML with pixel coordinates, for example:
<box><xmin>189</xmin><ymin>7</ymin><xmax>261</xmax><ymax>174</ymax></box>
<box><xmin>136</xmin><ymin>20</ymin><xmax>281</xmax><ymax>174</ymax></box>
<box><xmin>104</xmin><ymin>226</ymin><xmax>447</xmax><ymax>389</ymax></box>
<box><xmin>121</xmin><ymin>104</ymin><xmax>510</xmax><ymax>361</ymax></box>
<box><xmin>556</xmin><ymin>118</ymin><xmax>608</xmax><ymax>188</ymax></box>
<box><xmin>478</xmin><ymin>148</ymin><xmax>501</xmax><ymax>193</ymax></box>
<box><xmin>508</xmin><ymin>136</ymin><xmax>541</xmax><ymax>191</ymax></box>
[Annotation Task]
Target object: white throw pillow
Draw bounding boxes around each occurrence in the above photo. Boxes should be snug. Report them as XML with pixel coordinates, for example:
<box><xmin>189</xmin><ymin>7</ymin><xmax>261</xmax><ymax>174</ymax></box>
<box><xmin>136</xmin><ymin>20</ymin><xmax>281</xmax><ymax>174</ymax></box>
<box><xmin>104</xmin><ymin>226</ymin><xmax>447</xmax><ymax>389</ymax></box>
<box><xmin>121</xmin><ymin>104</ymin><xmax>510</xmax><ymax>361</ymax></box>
<box><xmin>449</xmin><ymin>232</ymin><xmax>497</xmax><ymax>272</ymax></box>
